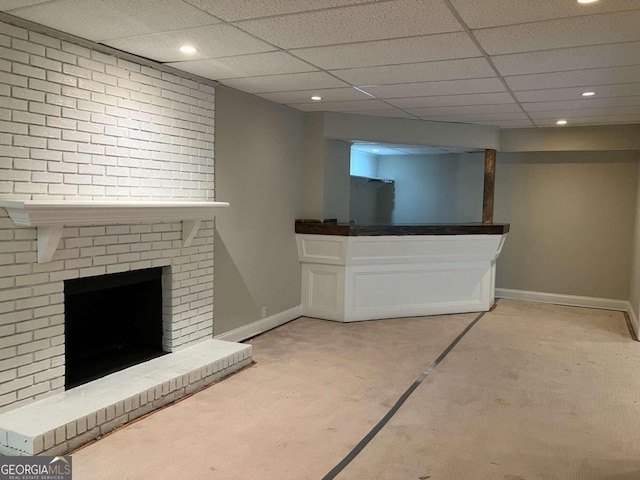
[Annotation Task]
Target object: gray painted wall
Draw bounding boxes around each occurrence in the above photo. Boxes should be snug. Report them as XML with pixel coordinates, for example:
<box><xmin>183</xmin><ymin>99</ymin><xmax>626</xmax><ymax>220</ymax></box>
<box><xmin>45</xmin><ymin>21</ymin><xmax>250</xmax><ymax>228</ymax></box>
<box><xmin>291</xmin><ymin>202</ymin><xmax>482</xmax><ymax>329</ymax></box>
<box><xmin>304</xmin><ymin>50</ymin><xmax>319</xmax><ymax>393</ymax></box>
<box><xmin>493</xmin><ymin>151</ymin><xmax>638</xmax><ymax>301</ymax></box>
<box><xmin>213</xmin><ymin>86</ymin><xmax>304</xmax><ymax>336</ymax></box>
<box><xmin>323</xmin><ymin>139</ymin><xmax>351</xmax><ymax>222</ymax></box>
<box><xmin>376</xmin><ymin>154</ymin><xmax>482</xmax><ymax>224</ymax></box>
<box><xmin>454</xmin><ymin>153</ymin><xmax>484</xmax><ymax>222</ymax></box>
<box><xmin>300</xmin><ymin>112</ymin><xmax>325</xmax><ymax>220</ymax></box>
<box><xmin>351</xmin><ymin>150</ymin><xmax>379</xmax><ymax>177</ymax></box>
<box><xmin>372</xmin><ymin>151</ymin><xmax>638</xmax><ymax>300</ymax></box>
<box><xmin>498</xmin><ymin>124</ymin><xmax>640</xmax><ymax>325</ymax></box>
<box><xmin>212</xmin><ymin>98</ymin><xmax>640</xmax><ymax>332</ymax></box>
<box><xmin>629</xmin><ymin>158</ymin><xmax>640</xmax><ymax>322</ymax></box>
<box><xmin>349</xmin><ymin>178</ymin><xmax>378</xmax><ymax>224</ymax></box>
<box><xmin>376</xmin><ymin>154</ymin><xmax>455</xmax><ymax>223</ymax></box>
<box><xmin>501</xmin><ymin>125</ymin><xmax>640</xmax><ymax>152</ymax></box>
<box><xmin>324</xmin><ymin>112</ymin><xmax>500</xmax><ymax>150</ymax></box>
<box><xmin>349</xmin><ymin>178</ymin><xmax>395</xmax><ymax>224</ymax></box>
<box><xmin>349</xmin><ymin>150</ymin><xmax>383</xmax><ymax>224</ymax></box>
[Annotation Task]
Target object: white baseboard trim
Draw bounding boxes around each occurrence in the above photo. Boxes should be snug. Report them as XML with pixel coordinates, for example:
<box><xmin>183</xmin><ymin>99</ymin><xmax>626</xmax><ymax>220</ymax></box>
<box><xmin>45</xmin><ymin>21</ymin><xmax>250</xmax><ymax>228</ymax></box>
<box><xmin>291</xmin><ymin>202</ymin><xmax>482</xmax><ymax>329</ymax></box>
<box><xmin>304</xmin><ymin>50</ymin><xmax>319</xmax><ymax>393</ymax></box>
<box><xmin>214</xmin><ymin>305</ymin><xmax>302</xmax><ymax>343</ymax></box>
<box><xmin>495</xmin><ymin>288</ymin><xmax>629</xmax><ymax>312</ymax></box>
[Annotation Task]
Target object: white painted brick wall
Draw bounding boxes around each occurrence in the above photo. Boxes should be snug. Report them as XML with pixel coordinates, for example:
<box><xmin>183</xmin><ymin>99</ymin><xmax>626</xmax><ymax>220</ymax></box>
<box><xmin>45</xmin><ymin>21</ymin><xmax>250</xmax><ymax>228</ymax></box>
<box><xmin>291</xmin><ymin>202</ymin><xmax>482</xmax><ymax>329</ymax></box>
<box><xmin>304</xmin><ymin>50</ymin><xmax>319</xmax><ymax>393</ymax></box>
<box><xmin>0</xmin><ymin>20</ymin><xmax>217</xmax><ymax>413</ymax></box>
<box><xmin>0</xmin><ymin>20</ymin><xmax>215</xmax><ymax>201</ymax></box>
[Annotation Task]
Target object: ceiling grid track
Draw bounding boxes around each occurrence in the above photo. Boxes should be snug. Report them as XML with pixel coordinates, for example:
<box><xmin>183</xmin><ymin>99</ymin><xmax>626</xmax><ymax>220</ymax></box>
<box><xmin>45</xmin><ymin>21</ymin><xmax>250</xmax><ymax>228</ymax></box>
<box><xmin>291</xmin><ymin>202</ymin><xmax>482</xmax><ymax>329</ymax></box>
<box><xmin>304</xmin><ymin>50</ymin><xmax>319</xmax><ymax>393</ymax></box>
<box><xmin>3</xmin><ymin>0</ymin><xmax>640</xmax><ymax>128</ymax></box>
<box><xmin>182</xmin><ymin>0</ymin><xmax>422</xmax><ymax>119</ymax></box>
<box><xmin>440</xmin><ymin>0</ymin><xmax>537</xmax><ymax>127</ymax></box>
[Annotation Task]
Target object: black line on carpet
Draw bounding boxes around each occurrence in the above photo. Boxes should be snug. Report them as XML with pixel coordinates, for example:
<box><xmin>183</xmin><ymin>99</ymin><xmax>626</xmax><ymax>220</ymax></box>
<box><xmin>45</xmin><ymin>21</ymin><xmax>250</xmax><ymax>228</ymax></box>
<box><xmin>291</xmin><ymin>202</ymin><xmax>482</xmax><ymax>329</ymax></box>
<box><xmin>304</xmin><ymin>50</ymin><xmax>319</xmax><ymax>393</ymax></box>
<box><xmin>623</xmin><ymin>311</ymin><xmax>637</xmax><ymax>341</ymax></box>
<box><xmin>321</xmin><ymin>310</ymin><xmax>487</xmax><ymax>480</ymax></box>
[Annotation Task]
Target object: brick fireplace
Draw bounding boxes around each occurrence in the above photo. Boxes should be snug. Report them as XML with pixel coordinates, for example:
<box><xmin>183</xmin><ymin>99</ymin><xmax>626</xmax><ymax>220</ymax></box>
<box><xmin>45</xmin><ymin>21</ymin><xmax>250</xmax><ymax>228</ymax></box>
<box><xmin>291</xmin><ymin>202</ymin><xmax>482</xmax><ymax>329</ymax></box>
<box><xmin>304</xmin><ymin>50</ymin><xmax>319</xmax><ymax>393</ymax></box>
<box><xmin>0</xmin><ymin>19</ymin><xmax>252</xmax><ymax>455</ymax></box>
<box><xmin>64</xmin><ymin>266</ymin><xmax>166</xmax><ymax>389</ymax></box>
<box><xmin>1</xmin><ymin>213</ymin><xmax>220</xmax><ymax>404</ymax></box>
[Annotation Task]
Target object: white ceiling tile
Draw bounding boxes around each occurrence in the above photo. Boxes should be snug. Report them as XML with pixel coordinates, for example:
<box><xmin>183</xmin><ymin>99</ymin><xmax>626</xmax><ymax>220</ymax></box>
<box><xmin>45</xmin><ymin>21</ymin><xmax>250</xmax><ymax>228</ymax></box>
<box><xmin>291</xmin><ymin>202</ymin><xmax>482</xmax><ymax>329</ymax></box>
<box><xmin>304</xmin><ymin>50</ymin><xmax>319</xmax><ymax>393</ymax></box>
<box><xmin>378</xmin><ymin>148</ymin><xmax>410</xmax><ymax>156</ymax></box>
<box><xmin>345</xmin><ymin>109</ymin><xmax>416</xmax><ymax>119</ymax></box>
<box><xmin>505</xmin><ymin>66</ymin><xmax>640</xmax><ymax>91</ymax></box>
<box><xmin>233</xmin><ymin>0</ymin><xmax>462</xmax><ymax>49</ymax></box>
<box><xmin>419</xmin><ymin>112</ymin><xmax>529</xmax><ymax>122</ymax></box>
<box><xmin>534</xmin><ymin>115</ymin><xmax>640</xmax><ymax>127</ymax></box>
<box><xmin>352</xmin><ymin>142</ymin><xmax>382</xmax><ymax>149</ymax></box>
<box><xmin>291</xmin><ymin>99</ymin><xmax>389</xmax><ymax>112</ymax></box>
<box><xmin>377</xmin><ymin>147</ymin><xmax>412</xmax><ymax>156</ymax></box>
<box><xmin>522</xmin><ymin>96</ymin><xmax>640</xmax><ymax>113</ymax></box>
<box><xmin>7</xmin><ymin>0</ymin><xmax>640</xmax><ymax>131</ymax></box>
<box><xmin>330</xmin><ymin>57</ymin><xmax>495</xmax><ymax>86</ymax></box>
<box><xmin>474</xmin><ymin>11</ymin><xmax>640</xmax><ymax>55</ymax></box>
<box><xmin>407</xmin><ymin>103</ymin><xmax>523</xmax><ymax>117</ymax></box>
<box><xmin>290</xmin><ymin>32</ymin><xmax>481</xmax><ymax>70</ymax></box>
<box><xmin>529</xmin><ymin>105</ymin><xmax>640</xmax><ymax>119</ymax></box>
<box><xmin>221</xmin><ymin>71</ymin><xmax>349</xmax><ymax>94</ymax></box>
<box><xmin>352</xmin><ymin>140</ymin><xmax>386</xmax><ymax>146</ymax></box>
<box><xmin>514</xmin><ymin>84</ymin><xmax>640</xmax><ymax>102</ymax></box>
<box><xmin>350</xmin><ymin>144</ymin><xmax>376</xmax><ymax>154</ymax></box>
<box><xmin>388</xmin><ymin>92</ymin><xmax>515</xmax><ymax>108</ymax></box>
<box><xmin>450</xmin><ymin>0</ymin><xmax>640</xmax><ymax>29</ymax></box>
<box><xmin>361</xmin><ymin>78</ymin><xmax>506</xmax><ymax>99</ymax></box>
<box><xmin>105</xmin><ymin>24</ymin><xmax>274</xmax><ymax>63</ymax></box>
<box><xmin>377</xmin><ymin>143</ymin><xmax>417</xmax><ymax>149</ymax></box>
<box><xmin>259</xmin><ymin>88</ymin><xmax>371</xmax><ymax>104</ymax></box>
<box><xmin>492</xmin><ymin>42</ymin><xmax>640</xmax><ymax>77</ymax></box>
<box><xmin>166</xmin><ymin>51</ymin><xmax>316</xmax><ymax>80</ymax></box>
<box><xmin>352</xmin><ymin>144</ymin><xmax>410</xmax><ymax>155</ymax></box>
<box><xmin>7</xmin><ymin>0</ymin><xmax>220</xmax><ymax>42</ymax></box>
<box><xmin>0</xmin><ymin>0</ymin><xmax>49</xmax><ymax>10</ymax></box>
<box><xmin>183</xmin><ymin>0</ymin><xmax>371</xmax><ymax>22</ymax></box>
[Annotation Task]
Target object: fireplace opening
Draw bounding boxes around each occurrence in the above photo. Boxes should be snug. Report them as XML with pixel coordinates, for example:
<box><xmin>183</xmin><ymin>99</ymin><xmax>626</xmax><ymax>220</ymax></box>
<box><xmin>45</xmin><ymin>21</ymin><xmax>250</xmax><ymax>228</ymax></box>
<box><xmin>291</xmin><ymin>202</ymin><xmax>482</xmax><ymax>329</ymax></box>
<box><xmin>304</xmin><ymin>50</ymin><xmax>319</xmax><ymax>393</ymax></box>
<box><xmin>64</xmin><ymin>267</ymin><xmax>167</xmax><ymax>389</ymax></box>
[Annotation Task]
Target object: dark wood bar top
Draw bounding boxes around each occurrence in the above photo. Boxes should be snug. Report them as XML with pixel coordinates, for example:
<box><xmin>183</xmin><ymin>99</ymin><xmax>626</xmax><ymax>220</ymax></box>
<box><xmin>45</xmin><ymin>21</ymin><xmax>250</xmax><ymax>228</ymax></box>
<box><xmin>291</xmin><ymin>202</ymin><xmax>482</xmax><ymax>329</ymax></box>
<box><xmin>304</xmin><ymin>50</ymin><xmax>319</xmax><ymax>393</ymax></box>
<box><xmin>295</xmin><ymin>221</ymin><xmax>510</xmax><ymax>236</ymax></box>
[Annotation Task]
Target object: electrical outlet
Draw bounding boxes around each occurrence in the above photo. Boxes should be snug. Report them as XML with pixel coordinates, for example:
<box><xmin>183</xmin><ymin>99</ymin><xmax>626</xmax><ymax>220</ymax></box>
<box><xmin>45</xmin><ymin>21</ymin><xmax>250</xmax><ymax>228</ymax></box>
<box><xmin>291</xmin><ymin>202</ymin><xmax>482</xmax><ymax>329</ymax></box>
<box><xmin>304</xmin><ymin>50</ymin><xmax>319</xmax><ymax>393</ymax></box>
<box><xmin>261</xmin><ymin>306</ymin><xmax>268</xmax><ymax>319</ymax></box>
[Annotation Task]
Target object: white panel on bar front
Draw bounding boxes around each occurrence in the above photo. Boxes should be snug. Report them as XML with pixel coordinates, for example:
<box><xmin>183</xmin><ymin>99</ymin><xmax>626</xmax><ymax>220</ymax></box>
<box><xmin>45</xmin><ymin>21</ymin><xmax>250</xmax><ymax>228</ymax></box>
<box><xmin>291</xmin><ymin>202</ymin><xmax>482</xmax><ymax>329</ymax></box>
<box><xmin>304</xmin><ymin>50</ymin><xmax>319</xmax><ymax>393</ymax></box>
<box><xmin>302</xmin><ymin>264</ymin><xmax>345</xmax><ymax>322</ymax></box>
<box><xmin>348</xmin><ymin>236</ymin><xmax>504</xmax><ymax>264</ymax></box>
<box><xmin>297</xmin><ymin>234</ymin><xmax>507</xmax><ymax>322</ymax></box>
<box><xmin>299</xmin><ymin>237</ymin><xmax>348</xmax><ymax>264</ymax></box>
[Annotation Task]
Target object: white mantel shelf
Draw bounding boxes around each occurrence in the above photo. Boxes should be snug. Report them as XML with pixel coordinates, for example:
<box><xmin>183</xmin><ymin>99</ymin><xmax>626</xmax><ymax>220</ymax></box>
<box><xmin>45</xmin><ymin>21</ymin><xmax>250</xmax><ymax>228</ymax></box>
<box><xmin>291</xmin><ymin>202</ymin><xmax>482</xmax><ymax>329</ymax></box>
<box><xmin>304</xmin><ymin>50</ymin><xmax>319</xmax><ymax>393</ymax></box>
<box><xmin>0</xmin><ymin>200</ymin><xmax>230</xmax><ymax>263</ymax></box>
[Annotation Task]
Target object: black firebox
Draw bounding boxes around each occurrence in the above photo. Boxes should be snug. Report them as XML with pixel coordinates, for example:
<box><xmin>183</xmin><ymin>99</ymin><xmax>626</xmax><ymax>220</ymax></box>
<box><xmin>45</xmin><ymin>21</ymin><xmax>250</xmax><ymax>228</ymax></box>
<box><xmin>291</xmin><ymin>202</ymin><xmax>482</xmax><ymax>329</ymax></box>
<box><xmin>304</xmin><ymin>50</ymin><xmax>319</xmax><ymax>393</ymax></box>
<box><xmin>64</xmin><ymin>267</ymin><xmax>167</xmax><ymax>389</ymax></box>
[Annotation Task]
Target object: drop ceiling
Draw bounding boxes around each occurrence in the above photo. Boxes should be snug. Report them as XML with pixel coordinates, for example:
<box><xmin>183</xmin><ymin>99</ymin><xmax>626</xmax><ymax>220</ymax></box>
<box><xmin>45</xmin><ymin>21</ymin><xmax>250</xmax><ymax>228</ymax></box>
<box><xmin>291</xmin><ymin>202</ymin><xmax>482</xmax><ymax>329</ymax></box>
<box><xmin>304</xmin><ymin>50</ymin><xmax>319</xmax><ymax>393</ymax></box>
<box><xmin>2</xmin><ymin>0</ymin><xmax>640</xmax><ymax>129</ymax></box>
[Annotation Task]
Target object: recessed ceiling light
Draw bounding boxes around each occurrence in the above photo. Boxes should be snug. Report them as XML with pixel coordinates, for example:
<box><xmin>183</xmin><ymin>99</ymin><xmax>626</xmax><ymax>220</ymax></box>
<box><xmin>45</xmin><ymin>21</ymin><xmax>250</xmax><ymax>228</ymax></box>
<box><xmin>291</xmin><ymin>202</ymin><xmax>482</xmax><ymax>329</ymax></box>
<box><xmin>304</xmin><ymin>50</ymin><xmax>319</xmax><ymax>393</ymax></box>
<box><xmin>372</xmin><ymin>149</ymin><xmax>379</xmax><ymax>153</ymax></box>
<box><xmin>577</xmin><ymin>0</ymin><xmax>598</xmax><ymax>3</ymax></box>
<box><xmin>179</xmin><ymin>45</ymin><xmax>197</xmax><ymax>54</ymax></box>
<box><xmin>310</xmin><ymin>95</ymin><xmax>322</xmax><ymax>101</ymax></box>
<box><xmin>556</xmin><ymin>120</ymin><xmax>568</xmax><ymax>125</ymax></box>
<box><xmin>581</xmin><ymin>91</ymin><xmax>595</xmax><ymax>97</ymax></box>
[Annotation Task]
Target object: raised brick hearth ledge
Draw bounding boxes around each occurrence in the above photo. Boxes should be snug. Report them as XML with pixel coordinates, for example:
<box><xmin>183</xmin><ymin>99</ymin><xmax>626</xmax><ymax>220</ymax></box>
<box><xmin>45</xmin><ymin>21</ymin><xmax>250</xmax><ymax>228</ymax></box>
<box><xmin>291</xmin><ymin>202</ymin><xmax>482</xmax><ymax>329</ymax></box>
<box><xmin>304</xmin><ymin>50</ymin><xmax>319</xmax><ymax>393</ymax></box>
<box><xmin>0</xmin><ymin>339</ymin><xmax>252</xmax><ymax>456</ymax></box>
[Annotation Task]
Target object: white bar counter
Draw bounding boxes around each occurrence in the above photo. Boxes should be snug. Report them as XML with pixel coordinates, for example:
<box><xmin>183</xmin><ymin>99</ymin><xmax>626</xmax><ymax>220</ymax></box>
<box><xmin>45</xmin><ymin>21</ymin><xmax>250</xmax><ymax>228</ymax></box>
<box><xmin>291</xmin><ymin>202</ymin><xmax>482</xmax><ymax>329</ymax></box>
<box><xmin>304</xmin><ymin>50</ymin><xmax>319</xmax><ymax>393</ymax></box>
<box><xmin>295</xmin><ymin>222</ymin><xmax>509</xmax><ymax>322</ymax></box>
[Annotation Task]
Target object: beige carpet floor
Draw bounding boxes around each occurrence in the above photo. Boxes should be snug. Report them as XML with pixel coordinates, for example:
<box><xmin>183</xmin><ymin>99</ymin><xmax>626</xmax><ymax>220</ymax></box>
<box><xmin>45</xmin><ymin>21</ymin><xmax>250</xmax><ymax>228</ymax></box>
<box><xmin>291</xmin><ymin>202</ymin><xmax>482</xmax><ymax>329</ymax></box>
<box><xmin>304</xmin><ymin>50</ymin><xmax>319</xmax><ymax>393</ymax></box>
<box><xmin>73</xmin><ymin>300</ymin><xmax>640</xmax><ymax>479</ymax></box>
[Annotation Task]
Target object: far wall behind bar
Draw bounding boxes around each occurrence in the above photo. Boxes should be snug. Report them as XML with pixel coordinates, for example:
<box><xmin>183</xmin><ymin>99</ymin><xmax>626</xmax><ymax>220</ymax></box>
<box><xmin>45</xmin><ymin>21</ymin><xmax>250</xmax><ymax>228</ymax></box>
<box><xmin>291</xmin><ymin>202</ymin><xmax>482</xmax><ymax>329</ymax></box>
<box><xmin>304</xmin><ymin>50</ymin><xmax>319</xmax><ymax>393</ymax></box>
<box><xmin>349</xmin><ymin>150</ymin><xmax>638</xmax><ymax>301</ymax></box>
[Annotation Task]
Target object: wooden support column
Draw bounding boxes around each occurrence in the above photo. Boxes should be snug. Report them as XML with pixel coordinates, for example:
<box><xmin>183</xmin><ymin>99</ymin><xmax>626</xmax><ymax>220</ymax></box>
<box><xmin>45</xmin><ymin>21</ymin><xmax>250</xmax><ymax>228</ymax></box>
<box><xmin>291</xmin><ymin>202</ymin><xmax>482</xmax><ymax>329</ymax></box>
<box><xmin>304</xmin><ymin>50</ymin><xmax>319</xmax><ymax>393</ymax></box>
<box><xmin>482</xmin><ymin>149</ymin><xmax>496</xmax><ymax>225</ymax></box>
